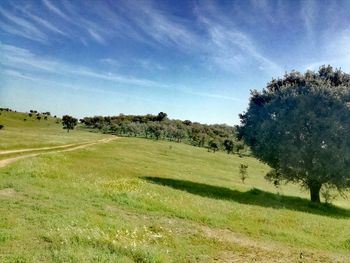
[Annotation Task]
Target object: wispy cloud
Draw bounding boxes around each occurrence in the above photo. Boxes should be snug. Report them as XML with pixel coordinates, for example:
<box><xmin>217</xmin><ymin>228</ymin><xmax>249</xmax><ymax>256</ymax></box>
<box><xmin>1</xmin><ymin>44</ymin><xmax>169</xmax><ymax>88</ymax></box>
<box><xmin>304</xmin><ymin>29</ymin><xmax>350</xmax><ymax>72</ymax></box>
<box><xmin>185</xmin><ymin>90</ymin><xmax>242</xmax><ymax>102</ymax></box>
<box><xmin>2</xmin><ymin>68</ymin><xmax>137</xmax><ymax>98</ymax></box>
<box><xmin>2</xmin><ymin>69</ymin><xmax>39</xmax><ymax>82</ymax></box>
<box><xmin>87</xmin><ymin>28</ymin><xmax>106</xmax><ymax>45</ymax></box>
<box><xmin>300</xmin><ymin>0</ymin><xmax>317</xmax><ymax>42</ymax></box>
<box><xmin>0</xmin><ymin>20</ymin><xmax>40</xmax><ymax>42</ymax></box>
<box><xmin>59</xmin><ymin>0</ymin><xmax>112</xmax><ymax>45</ymax></box>
<box><xmin>0</xmin><ymin>0</ymin><xmax>110</xmax><ymax>45</ymax></box>
<box><xmin>194</xmin><ymin>3</ymin><xmax>283</xmax><ymax>75</ymax></box>
<box><xmin>26</xmin><ymin>12</ymin><xmax>68</xmax><ymax>37</ymax></box>
<box><xmin>0</xmin><ymin>6</ymin><xmax>47</xmax><ymax>43</ymax></box>
<box><xmin>100</xmin><ymin>58</ymin><xmax>121</xmax><ymax>67</ymax></box>
<box><xmin>1</xmin><ymin>43</ymin><xmax>242</xmax><ymax>103</ymax></box>
<box><xmin>0</xmin><ymin>0</ymin><xmax>282</xmax><ymax>76</ymax></box>
<box><xmin>105</xmin><ymin>1</ymin><xmax>200</xmax><ymax>51</ymax></box>
<box><xmin>42</xmin><ymin>0</ymin><xmax>70</xmax><ymax>21</ymax></box>
<box><xmin>104</xmin><ymin>1</ymin><xmax>282</xmax><ymax>74</ymax></box>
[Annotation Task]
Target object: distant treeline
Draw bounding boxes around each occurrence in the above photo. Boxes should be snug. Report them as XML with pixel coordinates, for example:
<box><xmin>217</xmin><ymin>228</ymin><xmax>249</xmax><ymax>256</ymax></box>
<box><xmin>0</xmin><ymin>108</ymin><xmax>16</xmax><ymax>112</ymax></box>
<box><xmin>80</xmin><ymin>112</ymin><xmax>245</xmax><ymax>153</ymax></box>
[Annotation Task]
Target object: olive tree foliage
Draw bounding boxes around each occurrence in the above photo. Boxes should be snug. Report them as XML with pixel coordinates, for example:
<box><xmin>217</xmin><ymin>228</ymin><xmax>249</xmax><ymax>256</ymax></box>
<box><xmin>156</xmin><ymin>112</ymin><xmax>168</xmax><ymax>122</ymax></box>
<box><xmin>237</xmin><ymin>66</ymin><xmax>350</xmax><ymax>202</ymax></box>
<box><xmin>223</xmin><ymin>139</ymin><xmax>234</xmax><ymax>154</ymax></box>
<box><xmin>62</xmin><ymin>115</ymin><xmax>78</xmax><ymax>133</ymax></box>
<box><xmin>208</xmin><ymin>140</ymin><xmax>219</xmax><ymax>153</ymax></box>
<box><xmin>81</xmin><ymin>112</ymin><xmax>239</xmax><ymax>151</ymax></box>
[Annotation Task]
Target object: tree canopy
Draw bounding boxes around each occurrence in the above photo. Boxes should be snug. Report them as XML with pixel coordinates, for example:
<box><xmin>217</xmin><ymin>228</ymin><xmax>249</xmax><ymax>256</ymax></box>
<box><xmin>237</xmin><ymin>65</ymin><xmax>350</xmax><ymax>202</ymax></box>
<box><xmin>62</xmin><ymin>115</ymin><xmax>78</xmax><ymax>133</ymax></box>
<box><xmin>80</xmin><ymin>112</ymin><xmax>243</xmax><ymax>153</ymax></box>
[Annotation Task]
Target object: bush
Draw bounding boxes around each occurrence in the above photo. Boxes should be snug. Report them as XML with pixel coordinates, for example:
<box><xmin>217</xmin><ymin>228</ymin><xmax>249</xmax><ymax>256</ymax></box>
<box><xmin>239</xmin><ymin>164</ymin><xmax>248</xmax><ymax>183</ymax></box>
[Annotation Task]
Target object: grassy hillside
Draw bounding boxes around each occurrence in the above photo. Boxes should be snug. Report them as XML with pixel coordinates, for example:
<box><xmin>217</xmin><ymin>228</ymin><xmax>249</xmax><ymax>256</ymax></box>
<box><xmin>0</xmin><ymin>125</ymin><xmax>349</xmax><ymax>262</ymax></box>
<box><xmin>0</xmin><ymin>111</ymin><xmax>349</xmax><ymax>262</ymax></box>
<box><xmin>0</xmin><ymin>111</ymin><xmax>108</xmax><ymax>151</ymax></box>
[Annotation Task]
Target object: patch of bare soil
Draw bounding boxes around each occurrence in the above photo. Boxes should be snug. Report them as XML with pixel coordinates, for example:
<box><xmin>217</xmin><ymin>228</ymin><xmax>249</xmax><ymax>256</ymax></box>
<box><xmin>0</xmin><ymin>188</ymin><xmax>16</xmax><ymax>197</ymax></box>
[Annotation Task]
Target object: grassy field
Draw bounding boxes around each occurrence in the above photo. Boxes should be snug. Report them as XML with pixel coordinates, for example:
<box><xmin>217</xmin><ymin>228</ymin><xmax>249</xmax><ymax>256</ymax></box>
<box><xmin>0</xmin><ymin>112</ymin><xmax>349</xmax><ymax>262</ymax></box>
<box><xmin>0</xmin><ymin>111</ymin><xmax>108</xmax><ymax>150</ymax></box>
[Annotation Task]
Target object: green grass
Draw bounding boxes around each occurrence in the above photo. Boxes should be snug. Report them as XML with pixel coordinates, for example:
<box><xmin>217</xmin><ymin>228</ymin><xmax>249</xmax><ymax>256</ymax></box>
<box><xmin>0</xmin><ymin>111</ymin><xmax>108</xmax><ymax>150</ymax></box>
<box><xmin>0</xmin><ymin>112</ymin><xmax>349</xmax><ymax>262</ymax></box>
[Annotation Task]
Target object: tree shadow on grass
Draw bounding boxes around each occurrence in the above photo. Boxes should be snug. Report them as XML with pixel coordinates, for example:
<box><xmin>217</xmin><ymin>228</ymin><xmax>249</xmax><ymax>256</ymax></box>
<box><xmin>142</xmin><ymin>176</ymin><xmax>350</xmax><ymax>219</ymax></box>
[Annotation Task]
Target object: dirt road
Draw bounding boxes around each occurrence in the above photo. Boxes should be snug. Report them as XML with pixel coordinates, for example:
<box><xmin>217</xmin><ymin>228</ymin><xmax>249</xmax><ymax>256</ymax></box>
<box><xmin>0</xmin><ymin>137</ymin><xmax>117</xmax><ymax>168</ymax></box>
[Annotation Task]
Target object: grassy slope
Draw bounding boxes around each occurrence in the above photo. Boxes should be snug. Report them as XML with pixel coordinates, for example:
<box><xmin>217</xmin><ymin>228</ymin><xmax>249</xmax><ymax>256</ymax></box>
<box><xmin>0</xmin><ymin>111</ymin><xmax>108</xmax><ymax>150</ymax></box>
<box><xmin>0</xmin><ymin>112</ymin><xmax>349</xmax><ymax>262</ymax></box>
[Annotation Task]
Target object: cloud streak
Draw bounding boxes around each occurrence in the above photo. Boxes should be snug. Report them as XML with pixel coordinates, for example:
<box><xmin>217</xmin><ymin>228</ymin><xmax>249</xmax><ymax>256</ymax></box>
<box><xmin>42</xmin><ymin>0</ymin><xmax>70</xmax><ymax>21</ymax></box>
<box><xmin>1</xmin><ymin>0</ymin><xmax>283</xmax><ymax>76</ymax></box>
<box><xmin>1</xmin><ymin>44</ymin><xmax>169</xmax><ymax>88</ymax></box>
<box><xmin>195</xmin><ymin>3</ymin><xmax>283</xmax><ymax>75</ymax></box>
<box><xmin>1</xmin><ymin>43</ymin><xmax>241</xmax><ymax>103</ymax></box>
<box><xmin>0</xmin><ymin>6</ymin><xmax>47</xmax><ymax>42</ymax></box>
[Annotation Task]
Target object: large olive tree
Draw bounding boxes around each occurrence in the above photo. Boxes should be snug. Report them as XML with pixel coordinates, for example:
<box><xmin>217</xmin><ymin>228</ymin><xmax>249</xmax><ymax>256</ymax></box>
<box><xmin>237</xmin><ymin>66</ymin><xmax>350</xmax><ymax>202</ymax></box>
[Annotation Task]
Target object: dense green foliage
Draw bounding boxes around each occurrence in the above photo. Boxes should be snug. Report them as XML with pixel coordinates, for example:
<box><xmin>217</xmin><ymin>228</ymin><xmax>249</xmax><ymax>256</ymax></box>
<box><xmin>238</xmin><ymin>65</ymin><xmax>350</xmax><ymax>202</ymax></box>
<box><xmin>62</xmin><ymin>115</ymin><xmax>78</xmax><ymax>132</ymax></box>
<box><xmin>81</xmin><ymin>112</ymin><xmax>243</xmax><ymax>153</ymax></box>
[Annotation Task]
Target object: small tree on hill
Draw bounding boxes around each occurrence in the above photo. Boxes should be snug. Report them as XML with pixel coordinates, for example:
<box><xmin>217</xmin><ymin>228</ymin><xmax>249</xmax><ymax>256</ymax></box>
<box><xmin>223</xmin><ymin>139</ymin><xmax>234</xmax><ymax>154</ymax></box>
<box><xmin>62</xmin><ymin>115</ymin><xmax>78</xmax><ymax>133</ymax></box>
<box><xmin>156</xmin><ymin>112</ymin><xmax>167</xmax><ymax>122</ymax></box>
<box><xmin>0</xmin><ymin>125</ymin><xmax>4</xmax><ymax>130</ymax></box>
<box><xmin>239</xmin><ymin>164</ymin><xmax>248</xmax><ymax>183</ymax></box>
<box><xmin>208</xmin><ymin>140</ymin><xmax>219</xmax><ymax>153</ymax></box>
<box><xmin>237</xmin><ymin>66</ymin><xmax>350</xmax><ymax>202</ymax></box>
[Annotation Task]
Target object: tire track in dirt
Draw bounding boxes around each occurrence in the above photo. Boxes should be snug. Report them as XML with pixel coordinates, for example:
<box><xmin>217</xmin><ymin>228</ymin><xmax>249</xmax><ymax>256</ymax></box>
<box><xmin>0</xmin><ymin>137</ymin><xmax>117</xmax><ymax>168</ymax></box>
<box><xmin>0</xmin><ymin>138</ymin><xmax>113</xmax><ymax>155</ymax></box>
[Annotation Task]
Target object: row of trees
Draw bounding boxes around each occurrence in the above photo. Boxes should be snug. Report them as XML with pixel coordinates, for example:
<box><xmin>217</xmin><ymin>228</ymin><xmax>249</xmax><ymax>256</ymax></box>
<box><xmin>7</xmin><ymin>66</ymin><xmax>348</xmax><ymax>203</ymax></box>
<box><xmin>80</xmin><ymin>112</ymin><xmax>244</xmax><ymax>154</ymax></box>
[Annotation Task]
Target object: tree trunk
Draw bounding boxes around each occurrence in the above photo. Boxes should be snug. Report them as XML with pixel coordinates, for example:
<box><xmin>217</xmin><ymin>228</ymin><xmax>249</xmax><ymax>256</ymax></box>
<box><xmin>309</xmin><ymin>181</ymin><xmax>322</xmax><ymax>203</ymax></box>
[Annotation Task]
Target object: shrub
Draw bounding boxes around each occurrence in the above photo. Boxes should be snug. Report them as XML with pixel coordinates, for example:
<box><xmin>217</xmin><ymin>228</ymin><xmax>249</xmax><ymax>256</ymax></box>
<box><xmin>239</xmin><ymin>164</ymin><xmax>248</xmax><ymax>183</ymax></box>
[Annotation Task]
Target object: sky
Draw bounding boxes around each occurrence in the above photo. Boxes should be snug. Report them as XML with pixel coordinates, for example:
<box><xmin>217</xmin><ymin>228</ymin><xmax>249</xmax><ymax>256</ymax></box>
<box><xmin>1</xmin><ymin>0</ymin><xmax>350</xmax><ymax>125</ymax></box>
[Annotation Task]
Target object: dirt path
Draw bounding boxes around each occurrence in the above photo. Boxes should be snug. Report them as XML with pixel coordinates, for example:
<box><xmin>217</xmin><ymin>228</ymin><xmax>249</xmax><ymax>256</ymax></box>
<box><xmin>0</xmin><ymin>137</ymin><xmax>117</xmax><ymax>169</ymax></box>
<box><xmin>200</xmin><ymin>226</ymin><xmax>348</xmax><ymax>262</ymax></box>
<box><xmin>0</xmin><ymin>138</ymin><xmax>113</xmax><ymax>155</ymax></box>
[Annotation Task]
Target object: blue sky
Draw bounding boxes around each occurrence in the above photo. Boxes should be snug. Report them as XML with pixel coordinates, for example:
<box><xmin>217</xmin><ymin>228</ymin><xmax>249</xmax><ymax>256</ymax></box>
<box><xmin>1</xmin><ymin>0</ymin><xmax>350</xmax><ymax>124</ymax></box>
